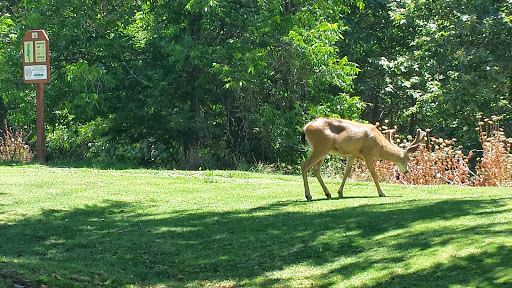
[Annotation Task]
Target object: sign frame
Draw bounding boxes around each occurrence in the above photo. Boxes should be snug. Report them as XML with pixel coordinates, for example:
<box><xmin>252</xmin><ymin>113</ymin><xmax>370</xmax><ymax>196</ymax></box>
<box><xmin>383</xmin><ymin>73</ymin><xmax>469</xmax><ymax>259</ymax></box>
<box><xmin>22</xmin><ymin>30</ymin><xmax>50</xmax><ymax>84</ymax></box>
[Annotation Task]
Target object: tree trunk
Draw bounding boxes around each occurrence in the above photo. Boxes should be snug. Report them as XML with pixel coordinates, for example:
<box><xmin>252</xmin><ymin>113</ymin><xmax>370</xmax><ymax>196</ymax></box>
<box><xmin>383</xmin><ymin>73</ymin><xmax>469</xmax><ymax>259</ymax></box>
<box><xmin>509</xmin><ymin>75</ymin><xmax>512</xmax><ymax>103</ymax></box>
<box><xmin>0</xmin><ymin>96</ymin><xmax>6</xmax><ymax>126</ymax></box>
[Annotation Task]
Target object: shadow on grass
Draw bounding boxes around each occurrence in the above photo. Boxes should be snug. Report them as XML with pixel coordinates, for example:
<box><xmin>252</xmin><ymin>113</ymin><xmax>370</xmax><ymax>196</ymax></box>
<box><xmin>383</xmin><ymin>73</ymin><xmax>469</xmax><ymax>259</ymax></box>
<box><xmin>0</xmin><ymin>197</ymin><xmax>511</xmax><ymax>287</ymax></box>
<box><xmin>369</xmin><ymin>245</ymin><xmax>512</xmax><ymax>288</ymax></box>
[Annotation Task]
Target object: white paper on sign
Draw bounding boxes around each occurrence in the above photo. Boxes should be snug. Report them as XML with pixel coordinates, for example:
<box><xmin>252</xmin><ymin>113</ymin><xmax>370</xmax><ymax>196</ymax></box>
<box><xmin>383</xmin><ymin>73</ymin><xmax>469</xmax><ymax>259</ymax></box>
<box><xmin>24</xmin><ymin>65</ymin><xmax>48</xmax><ymax>80</ymax></box>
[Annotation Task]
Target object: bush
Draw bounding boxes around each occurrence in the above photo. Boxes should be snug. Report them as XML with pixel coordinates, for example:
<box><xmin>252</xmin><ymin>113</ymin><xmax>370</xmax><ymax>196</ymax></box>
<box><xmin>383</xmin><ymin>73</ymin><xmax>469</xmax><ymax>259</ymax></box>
<box><xmin>473</xmin><ymin>116</ymin><xmax>512</xmax><ymax>186</ymax></box>
<box><xmin>0</xmin><ymin>120</ymin><xmax>33</xmax><ymax>163</ymax></box>
<box><xmin>329</xmin><ymin>116</ymin><xmax>512</xmax><ymax>187</ymax></box>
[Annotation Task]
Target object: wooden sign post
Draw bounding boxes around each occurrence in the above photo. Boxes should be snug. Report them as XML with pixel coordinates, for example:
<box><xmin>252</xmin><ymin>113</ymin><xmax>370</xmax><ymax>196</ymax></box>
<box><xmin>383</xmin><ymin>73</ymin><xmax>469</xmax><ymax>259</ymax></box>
<box><xmin>22</xmin><ymin>30</ymin><xmax>50</xmax><ymax>164</ymax></box>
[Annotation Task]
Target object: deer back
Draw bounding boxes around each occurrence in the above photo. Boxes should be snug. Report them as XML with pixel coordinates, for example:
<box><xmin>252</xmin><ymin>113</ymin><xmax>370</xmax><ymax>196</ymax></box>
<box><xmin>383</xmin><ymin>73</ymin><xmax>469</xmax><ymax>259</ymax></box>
<box><xmin>303</xmin><ymin>118</ymin><xmax>402</xmax><ymax>160</ymax></box>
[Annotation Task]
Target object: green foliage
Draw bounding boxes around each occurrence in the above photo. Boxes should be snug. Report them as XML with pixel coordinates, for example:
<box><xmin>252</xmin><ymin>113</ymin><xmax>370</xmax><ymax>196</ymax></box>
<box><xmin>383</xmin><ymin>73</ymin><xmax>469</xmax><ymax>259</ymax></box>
<box><xmin>343</xmin><ymin>0</ymin><xmax>512</xmax><ymax>142</ymax></box>
<box><xmin>0</xmin><ymin>0</ymin><xmax>511</xmax><ymax>168</ymax></box>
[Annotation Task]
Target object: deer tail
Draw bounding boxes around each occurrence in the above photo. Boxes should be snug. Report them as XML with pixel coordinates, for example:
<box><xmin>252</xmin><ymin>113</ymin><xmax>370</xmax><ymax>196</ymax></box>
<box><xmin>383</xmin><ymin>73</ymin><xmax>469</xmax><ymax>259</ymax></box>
<box><xmin>301</xmin><ymin>128</ymin><xmax>307</xmax><ymax>146</ymax></box>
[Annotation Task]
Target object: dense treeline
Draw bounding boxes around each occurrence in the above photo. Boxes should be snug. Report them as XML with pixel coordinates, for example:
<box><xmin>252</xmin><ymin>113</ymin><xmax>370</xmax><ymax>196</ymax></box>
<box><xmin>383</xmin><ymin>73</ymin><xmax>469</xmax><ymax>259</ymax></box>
<box><xmin>0</xmin><ymin>0</ymin><xmax>511</xmax><ymax>169</ymax></box>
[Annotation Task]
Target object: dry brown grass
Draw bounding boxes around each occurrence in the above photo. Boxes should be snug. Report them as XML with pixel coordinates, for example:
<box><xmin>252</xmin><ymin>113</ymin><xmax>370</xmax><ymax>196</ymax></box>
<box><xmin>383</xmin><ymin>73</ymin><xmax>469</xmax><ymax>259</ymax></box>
<box><xmin>347</xmin><ymin>116</ymin><xmax>512</xmax><ymax>187</ymax></box>
<box><xmin>473</xmin><ymin>116</ymin><xmax>512</xmax><ymax>186</ymax></box>
<box><xmin>0</xmin><ymin>120</ymin><xmax>33</xmax><ymax>163</ymax></box>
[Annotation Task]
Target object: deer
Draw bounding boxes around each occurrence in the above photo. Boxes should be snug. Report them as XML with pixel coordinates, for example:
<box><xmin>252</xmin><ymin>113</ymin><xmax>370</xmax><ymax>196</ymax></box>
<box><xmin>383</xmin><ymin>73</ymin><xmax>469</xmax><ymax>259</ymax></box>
<box><xmin>300</xmin><ymin>118</ymin><xmax>426</xmax><ymax>201</ymax></box>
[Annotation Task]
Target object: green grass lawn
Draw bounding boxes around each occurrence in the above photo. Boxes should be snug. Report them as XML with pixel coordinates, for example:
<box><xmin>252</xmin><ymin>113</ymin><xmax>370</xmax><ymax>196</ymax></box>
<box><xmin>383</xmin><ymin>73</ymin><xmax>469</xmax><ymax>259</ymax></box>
<box><xmin>0</xmin><ymin>165</ymin><xmax>511</xmax><ymax>288</ymax></box>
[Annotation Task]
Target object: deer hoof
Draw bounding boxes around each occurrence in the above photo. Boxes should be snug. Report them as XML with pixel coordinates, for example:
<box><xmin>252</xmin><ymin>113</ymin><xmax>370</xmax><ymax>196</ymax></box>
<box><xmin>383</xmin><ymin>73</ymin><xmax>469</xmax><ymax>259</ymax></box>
<box><xmin>326</xmin><ymin>193</ymin><xmax>332</xmax><ymax>199</ymax></box>
<box><xmin>306</xmin><ymin>195</ymin><xmax>312</xmax><ymax>202</ymax></box>
<box><xmin>379</xmin><ymin>193</ymin><xmax>386</xmax><ymax>197</ymax></box>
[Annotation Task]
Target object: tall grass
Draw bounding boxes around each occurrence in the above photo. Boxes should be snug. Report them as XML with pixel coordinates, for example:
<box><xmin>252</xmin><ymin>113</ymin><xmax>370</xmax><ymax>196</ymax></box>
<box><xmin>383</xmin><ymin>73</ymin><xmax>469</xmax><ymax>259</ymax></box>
<box><xmin>474</xmin><ymin>116</ymin><xmax>512</xmax><ymax>186</ymax></box>
<box><xmin>0</xmin><ymin>120</ymin><xmax>33</xmax><ymax>163</ymax></box>
<box><xmin>330</xmin><ymin>116</ymin><xmax>512</xmax><ymax>187</ymax></box>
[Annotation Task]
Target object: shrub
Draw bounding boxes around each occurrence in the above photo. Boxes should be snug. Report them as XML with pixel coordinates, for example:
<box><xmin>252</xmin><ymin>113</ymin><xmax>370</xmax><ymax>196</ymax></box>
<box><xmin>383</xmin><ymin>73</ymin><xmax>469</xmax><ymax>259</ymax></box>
<box><xmin>473</xmin><ymin>116</ymin><xmax>512</xmax><ymax>186</ymax></box>
<box><xmin>345</xmin><ymin>124</ymin><xmax>473</xmax><ymax>186</ymax></box>
<box><xmin>344</xmin><ymin>116</ymin><xmax>511</xmax><ymax>187</ymax></box>
<box><xmin>0</xmin><ymin>120</ymin><xmax>34</xmax><ymax>163</ymax></box>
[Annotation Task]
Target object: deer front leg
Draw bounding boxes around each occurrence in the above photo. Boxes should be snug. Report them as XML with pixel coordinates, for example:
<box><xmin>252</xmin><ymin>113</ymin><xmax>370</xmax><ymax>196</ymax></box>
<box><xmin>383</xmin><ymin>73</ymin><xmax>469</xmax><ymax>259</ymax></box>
<box><xmin>364</xmin><ymin>158</ymin><xmax>385</xmax><ymax>197</ymax></box>
<box><xmin>311</xmin><ymin>157</ymin><xmax>331</xmax><ymax>199</ymax></box>
<box><xmin>338</xmin><ymin>157</ymin><xmax>355</xmax><ymax>198</ymax></box>
<box><xmin>301</xmin><ymin>150</ymin><xmax>329</xmax><ymax>201</ymax></box>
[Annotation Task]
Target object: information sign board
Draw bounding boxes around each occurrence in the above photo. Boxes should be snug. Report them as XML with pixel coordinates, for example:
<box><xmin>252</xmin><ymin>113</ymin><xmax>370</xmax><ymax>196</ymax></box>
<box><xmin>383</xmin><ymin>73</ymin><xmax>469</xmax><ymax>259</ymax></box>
<box><xmin>22</xmin><ymin>30</ymin><xmax>50</xmax><ymax>84</ymax></box>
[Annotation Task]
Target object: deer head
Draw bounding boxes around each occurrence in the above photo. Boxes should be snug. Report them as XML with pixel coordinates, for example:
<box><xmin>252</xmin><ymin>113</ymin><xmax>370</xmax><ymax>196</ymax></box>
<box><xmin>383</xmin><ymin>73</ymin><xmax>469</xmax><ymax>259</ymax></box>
<box><xmin>394</xmin><ymin>128</ymin><xmax>427</xmax><ymax>173</ymax></box>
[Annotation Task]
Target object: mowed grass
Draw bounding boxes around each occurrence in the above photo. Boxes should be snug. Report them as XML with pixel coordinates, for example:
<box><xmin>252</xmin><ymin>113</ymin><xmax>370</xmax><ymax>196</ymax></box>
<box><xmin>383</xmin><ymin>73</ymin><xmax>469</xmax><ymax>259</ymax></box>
<box><xmin>0</xmin><ymin>165</ymin><xmax>511</xmax><ymax>288</ymax></box>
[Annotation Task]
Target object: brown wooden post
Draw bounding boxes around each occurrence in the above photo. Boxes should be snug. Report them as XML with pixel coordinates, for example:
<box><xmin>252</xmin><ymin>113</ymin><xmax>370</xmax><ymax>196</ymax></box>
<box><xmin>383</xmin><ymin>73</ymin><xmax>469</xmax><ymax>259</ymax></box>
<box><xmin>36</xmin><ymin>83</ymin><xmax>45</xmax><ymax>164</ymax></box>
<box><xmin>22</xmin><ymin>30</ymin><xmax>50</xmax><ymax>165</ymax></box>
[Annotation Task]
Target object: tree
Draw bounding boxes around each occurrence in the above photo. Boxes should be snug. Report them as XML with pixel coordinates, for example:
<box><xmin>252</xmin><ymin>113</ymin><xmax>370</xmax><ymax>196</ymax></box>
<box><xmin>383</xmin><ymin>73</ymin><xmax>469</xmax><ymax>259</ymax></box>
<box><xmin>341</xmin><ymin>0</ymin><xmax>512</xmax><ymax>146</ymax></box>
<box><xmin>1</xmin><ymin>0</ymin><xmax>365</xmax><ymax>168</ymax></box>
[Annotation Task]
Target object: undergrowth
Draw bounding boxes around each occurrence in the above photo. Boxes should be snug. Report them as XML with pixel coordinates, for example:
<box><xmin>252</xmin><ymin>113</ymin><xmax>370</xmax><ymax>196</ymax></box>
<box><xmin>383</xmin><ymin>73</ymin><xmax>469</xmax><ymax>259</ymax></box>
<box><xmin>344</xmin><ymin>116</ymin><xmax>512</xmax><ymax>187</ymax></box>
<box><xmin>0</xmin><ymin>120</ymin><xmax>33</xmax><ymax>163</ymax></box>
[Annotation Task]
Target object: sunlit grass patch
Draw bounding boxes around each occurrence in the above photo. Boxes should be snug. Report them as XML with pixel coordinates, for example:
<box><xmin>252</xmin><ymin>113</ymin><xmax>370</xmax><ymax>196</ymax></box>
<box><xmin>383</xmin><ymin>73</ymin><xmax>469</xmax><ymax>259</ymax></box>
<box><xmin>1</xmin><ymin>165</ymin><xmax>511</xmax><ymax>287</ymax></box>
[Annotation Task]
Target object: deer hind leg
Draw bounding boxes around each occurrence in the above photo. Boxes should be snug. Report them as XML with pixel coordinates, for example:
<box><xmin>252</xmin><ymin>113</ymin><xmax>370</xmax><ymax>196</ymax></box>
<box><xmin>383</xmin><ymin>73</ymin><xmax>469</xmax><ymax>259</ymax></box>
<box><xmin>364</xmin><ymin>158</ymin><xmax>386</xmax><ymax>197</ymax></box>
<box><xmin>301</xmin><ymin>149</ymin><xmax>329</xmax><ymax>201</ymax></box>
<box><xmin>338</xmin><ymin>157</ymin><xmax>355</xmax><ymax>198</ymax></box>
<box><xmin>311</xmin><ymin>157</ymin><xmax>331</xmax><ymax>199</ymax></box>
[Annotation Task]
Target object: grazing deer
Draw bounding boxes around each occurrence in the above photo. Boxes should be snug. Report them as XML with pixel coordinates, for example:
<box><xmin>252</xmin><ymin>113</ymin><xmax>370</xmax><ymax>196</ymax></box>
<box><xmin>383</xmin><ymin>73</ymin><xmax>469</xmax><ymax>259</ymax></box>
<box><xmin>300</xmin><ymin>118</ymin><xmax>426</xmax><ymax>201</ymax></box>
